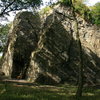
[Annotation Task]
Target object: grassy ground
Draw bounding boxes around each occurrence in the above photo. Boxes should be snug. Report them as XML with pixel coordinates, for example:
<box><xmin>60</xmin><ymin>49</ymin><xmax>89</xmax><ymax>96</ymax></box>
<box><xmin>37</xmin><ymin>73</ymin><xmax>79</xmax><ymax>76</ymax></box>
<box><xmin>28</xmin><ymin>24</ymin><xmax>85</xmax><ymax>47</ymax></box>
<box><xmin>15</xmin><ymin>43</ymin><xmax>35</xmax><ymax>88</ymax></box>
<box><xmin>0</xmin><ymin>82</ymin><xmax>100</xmax><ymax>100</ymax></box>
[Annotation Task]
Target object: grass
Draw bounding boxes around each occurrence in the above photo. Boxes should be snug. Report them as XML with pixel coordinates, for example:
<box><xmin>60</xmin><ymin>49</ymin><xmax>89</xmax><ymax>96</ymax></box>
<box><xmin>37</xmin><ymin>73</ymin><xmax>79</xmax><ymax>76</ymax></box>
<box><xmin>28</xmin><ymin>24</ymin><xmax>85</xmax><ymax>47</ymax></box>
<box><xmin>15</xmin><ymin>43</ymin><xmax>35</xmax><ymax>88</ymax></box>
<box><xmin>0</xmin><ymin>82</ymin><xmax>100</xmax><ymax>100</ymax></box>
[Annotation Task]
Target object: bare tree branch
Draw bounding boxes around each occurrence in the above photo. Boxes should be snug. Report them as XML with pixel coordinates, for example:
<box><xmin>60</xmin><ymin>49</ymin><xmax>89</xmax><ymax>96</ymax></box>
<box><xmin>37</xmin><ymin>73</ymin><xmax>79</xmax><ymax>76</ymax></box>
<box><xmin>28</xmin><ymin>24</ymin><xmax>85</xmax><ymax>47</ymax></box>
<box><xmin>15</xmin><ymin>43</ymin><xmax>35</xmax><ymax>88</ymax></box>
<box><xmin>0</xmin><ymin>0</ymin><xmax>16</xmax><ymax>17</ymax></box>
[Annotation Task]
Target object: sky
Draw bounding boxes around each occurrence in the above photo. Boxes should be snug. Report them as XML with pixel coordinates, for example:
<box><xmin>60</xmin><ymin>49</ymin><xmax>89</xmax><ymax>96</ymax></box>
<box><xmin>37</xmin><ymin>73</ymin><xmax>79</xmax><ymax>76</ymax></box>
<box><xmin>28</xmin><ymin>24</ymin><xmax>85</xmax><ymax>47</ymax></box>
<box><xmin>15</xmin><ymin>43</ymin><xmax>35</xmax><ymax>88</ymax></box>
<box><xmin>0</xmin><ymin>0</ymin><xmax>100</xmax><ymax>24</ymax></box>
<box><xmin>84</xmin><ymin>0</ymin><xmax>100</xmax><ymax>6</ymax></box>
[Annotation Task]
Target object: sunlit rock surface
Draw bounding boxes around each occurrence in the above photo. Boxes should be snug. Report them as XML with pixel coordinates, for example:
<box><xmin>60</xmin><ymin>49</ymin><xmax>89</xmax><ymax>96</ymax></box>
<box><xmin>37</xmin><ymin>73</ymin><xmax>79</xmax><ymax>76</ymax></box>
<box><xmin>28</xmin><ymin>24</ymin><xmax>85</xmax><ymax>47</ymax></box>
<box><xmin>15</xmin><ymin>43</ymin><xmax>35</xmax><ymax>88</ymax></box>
<box><xmin>2</xmin><ymin>12</ymin><xmax>41</xmax><ymax>78</ymax></box>
<box><xmin>1</xmin><ymin>5</ymin><xmax>100</xmax><ymax>85</ymax></box>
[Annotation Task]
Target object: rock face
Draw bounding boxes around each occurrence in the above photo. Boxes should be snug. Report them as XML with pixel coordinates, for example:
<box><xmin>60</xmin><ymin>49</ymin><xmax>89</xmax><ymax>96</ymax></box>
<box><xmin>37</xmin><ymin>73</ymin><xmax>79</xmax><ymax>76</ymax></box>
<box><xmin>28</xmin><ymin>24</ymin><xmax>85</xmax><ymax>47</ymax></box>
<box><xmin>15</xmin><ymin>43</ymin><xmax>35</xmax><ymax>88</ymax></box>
<box><xmin>2</xmin><ymin>12</ymin><xmax>41</xmax><ymax>79</ymax></box>
<box><xmin>1</xmin><ymin>5</ymin><xmax>100</xmax><ymax>85</ymax></box>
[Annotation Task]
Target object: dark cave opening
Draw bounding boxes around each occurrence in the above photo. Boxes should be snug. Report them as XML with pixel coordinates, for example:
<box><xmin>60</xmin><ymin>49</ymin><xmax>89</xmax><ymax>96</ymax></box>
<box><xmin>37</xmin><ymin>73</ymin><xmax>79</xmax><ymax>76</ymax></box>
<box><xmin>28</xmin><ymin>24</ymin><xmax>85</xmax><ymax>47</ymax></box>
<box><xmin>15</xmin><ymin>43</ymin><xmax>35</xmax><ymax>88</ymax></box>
<box><xmin>10</xmin><ymin>35</ymin><xmax>36</xmax><ymax>80</ymax></box>
<box><xmin>11</xmin><ymin>55</ymin><xmax>26</xmax><ymax>79</ymax></box>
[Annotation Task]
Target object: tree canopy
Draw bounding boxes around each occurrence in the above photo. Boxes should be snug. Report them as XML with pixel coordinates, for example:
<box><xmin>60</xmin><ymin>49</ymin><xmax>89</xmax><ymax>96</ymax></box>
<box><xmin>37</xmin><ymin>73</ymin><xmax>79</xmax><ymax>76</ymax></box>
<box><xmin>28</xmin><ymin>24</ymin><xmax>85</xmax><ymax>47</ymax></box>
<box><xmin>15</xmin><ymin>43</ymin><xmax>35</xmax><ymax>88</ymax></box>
<box><xmin>0</xmin><ymin>0</ymin><xmax>42</xmax><ymax>16</ymax></box>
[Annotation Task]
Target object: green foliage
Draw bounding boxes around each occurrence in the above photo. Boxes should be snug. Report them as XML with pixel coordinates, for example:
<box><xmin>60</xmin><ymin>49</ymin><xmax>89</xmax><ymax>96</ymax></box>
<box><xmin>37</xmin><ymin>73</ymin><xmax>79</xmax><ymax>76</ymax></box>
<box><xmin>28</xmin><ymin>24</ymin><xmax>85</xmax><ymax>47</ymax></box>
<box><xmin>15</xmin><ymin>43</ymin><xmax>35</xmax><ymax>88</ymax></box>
<box><xmin>59</xmin><ymin>0</ymin><xmax>71</xmax><ymax>6</ymax></box>
<box><xmin>91</xmin><ymin>2</ymin><xmax>100</xmax><ymax>26</ymax></box>
<box><xmin>59</xmin><ymin>0</ymin><xmax>100</xmax><ymax>26</ymax></box>
<box><xmin>0</xmin><ymin>24</ymin><xmax>10</xmax><ymax>52</ymax></box>
<box><xmin>59</xmin><ymin>0</ymin><xmax>92</xmax><ymax>22</ymax></box>
<box><xmin>0</xmin><ymin>0</ymin><xmax>42</xmax><ymax>16</ymax></box>
<box><xmin>73</xmin><ymin>0</ymin><xmax>92</xmax><ymax>21</ymax></box>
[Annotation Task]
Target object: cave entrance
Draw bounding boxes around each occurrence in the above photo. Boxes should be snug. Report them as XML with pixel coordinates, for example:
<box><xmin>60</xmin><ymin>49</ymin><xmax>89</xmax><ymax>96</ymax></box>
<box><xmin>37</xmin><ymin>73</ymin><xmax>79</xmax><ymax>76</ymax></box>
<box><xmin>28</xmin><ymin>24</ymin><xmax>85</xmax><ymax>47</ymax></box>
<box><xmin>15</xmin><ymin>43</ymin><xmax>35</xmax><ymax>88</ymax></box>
<box><xmin>11</xmin><ymin>54</ymin><xmax>27</xmax><ymax>79</ymax></box>
<box><xmin>11</xmin><ymin>34</ymin><xmax>37</xmax><ymax>79</ymax></box>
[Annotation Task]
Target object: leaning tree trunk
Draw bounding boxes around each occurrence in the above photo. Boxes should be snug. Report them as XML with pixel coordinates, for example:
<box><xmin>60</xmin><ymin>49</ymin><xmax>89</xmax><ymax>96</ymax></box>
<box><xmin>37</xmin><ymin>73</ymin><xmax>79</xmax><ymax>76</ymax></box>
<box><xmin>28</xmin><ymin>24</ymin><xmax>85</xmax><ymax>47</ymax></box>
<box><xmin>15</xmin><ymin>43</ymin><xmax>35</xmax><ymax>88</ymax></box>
<box><xmin>73</xmin><ymin>14</ymin><xmax>84</xmax><ymax>100</ymax></box>
<box><xmin>70</xmin><ymin>0</ymin><xmax>84</xmax><ymax>99</ymax></box>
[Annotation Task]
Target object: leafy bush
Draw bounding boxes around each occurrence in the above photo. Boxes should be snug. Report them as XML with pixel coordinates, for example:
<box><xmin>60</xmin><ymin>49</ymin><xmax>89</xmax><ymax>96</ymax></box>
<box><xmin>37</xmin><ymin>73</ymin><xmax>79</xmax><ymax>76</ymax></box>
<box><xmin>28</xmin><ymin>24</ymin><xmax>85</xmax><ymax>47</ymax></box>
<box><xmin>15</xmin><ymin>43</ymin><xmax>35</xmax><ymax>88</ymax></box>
<box><xmin>73</xmin><ymin>0</ymin><xmax>92</xmax><ymax>21</ymax></box>
<box><xmin>59</xmin><ymin>0</ymin><xmax>71</xmax><ymax>6</ymax></box>
<box><xmin>91</xmin><ymin>2</ymin><xmax>100</xmax><ymax>26</ymax></box>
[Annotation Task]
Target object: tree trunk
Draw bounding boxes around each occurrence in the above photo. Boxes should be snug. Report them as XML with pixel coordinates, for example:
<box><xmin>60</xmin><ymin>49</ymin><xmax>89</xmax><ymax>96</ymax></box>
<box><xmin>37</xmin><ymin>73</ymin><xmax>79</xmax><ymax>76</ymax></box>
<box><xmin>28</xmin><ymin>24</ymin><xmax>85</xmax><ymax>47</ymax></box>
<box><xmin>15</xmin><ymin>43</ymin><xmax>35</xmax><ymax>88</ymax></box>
<box><xmin>70</xmin><ymin>0</ymin><xmax>84</xmax><ymax>99</ymax></box>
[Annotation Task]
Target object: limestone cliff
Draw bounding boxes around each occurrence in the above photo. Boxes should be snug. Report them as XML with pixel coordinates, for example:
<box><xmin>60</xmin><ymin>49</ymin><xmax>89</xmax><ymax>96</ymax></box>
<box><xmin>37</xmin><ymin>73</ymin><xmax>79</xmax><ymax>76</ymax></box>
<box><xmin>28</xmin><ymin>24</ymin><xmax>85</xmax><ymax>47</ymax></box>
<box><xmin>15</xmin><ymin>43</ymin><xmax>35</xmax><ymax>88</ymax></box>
<box><xmin>1</xmin><ymin>4</ymin><xmax>100</xmax><ymax>85</ymax></box>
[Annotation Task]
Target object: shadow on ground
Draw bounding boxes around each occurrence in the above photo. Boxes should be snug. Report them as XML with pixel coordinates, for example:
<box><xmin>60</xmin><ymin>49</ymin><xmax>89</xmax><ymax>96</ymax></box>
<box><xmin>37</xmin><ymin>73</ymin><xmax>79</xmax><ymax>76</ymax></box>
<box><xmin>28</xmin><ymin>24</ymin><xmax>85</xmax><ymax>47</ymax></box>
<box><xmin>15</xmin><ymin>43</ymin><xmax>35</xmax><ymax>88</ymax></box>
<box><xmin>0</xmin><ymin>82</ymin><xmax>100</xmax><ymax>100</ymax></box>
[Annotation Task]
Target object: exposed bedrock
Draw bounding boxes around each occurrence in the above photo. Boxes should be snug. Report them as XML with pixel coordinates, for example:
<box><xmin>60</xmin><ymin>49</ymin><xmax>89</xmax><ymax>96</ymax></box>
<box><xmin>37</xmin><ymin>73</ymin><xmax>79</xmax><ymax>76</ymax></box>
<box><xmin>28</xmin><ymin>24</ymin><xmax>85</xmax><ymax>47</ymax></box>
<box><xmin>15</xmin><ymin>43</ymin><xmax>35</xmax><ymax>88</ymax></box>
<box><xmin>1</xmin><ymin>5</ymin><xmax>100</xmax><ymax>85</ymax></box>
